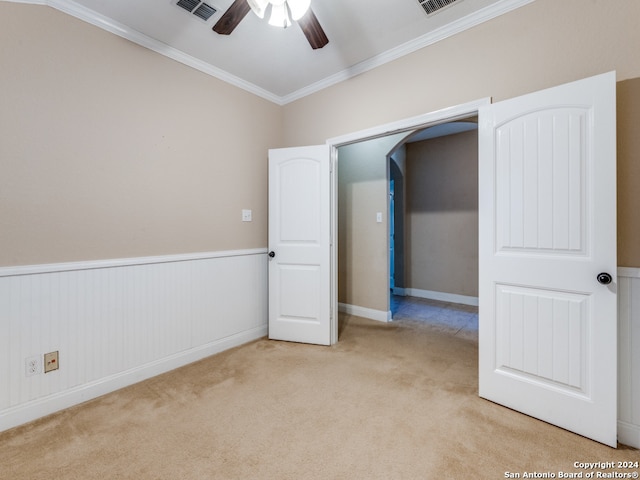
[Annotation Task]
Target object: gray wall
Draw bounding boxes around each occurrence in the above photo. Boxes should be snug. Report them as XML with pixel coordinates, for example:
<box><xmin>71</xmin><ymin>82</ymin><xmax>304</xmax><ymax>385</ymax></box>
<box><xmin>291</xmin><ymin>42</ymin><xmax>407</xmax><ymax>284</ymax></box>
<box><xmin>405</xmin><ymin>130</ymin><xmax>478</xmax><ymax>297</ymax></box>
<box><xmin>337</xmin><ymin>133</ymin><xmax>406</xmax><ymax>314</ymax></box>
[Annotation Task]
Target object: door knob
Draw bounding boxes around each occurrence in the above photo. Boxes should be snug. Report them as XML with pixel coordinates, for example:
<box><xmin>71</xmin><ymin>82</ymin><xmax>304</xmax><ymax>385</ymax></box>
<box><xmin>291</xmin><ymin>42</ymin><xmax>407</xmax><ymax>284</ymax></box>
<box><xmin>596</xmin><ymin>272</ymin><xmax>612</xmax><ymax>285</ymax></box>
<box><xmin>268</xmin><ymin>251</ymin><xmax>276</xmax><ymax>258</ymax></box>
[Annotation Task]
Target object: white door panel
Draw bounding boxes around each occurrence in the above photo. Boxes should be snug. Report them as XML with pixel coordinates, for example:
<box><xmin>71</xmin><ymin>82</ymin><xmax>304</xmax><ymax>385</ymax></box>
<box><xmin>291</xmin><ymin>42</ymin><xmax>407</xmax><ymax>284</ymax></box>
<box><xmin>268</xmin><ymin>145</ymin><xmax>331</xmax><ymax>345</ymax></box>
<box><xmin>494</xmin><ymin>285</ymin><xmax>589</xmax><ymax>394</ymax></box>
<box><xmin>495</xmin><ymin>108</ymin><xmax>588</xmax><ymax>254</ymax></box>
<box><xmin>479</xmin><ymin>72</ymin><xmax>617</xmax><ymax>447</ymax></box>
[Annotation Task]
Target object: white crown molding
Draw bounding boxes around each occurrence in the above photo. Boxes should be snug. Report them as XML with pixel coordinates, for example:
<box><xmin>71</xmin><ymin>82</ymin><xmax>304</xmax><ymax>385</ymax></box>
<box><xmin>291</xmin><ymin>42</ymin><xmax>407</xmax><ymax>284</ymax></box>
<box><xmin>3</xmin><ymin>0</ymin><xmax>282</xmax><ymax>104</ymax></box>
<box><xmin>4</xmin><ymin>0</ymin><xmax>533</xmax><ymax>105</ymax></box>
<box><xmin>281</xmin><ymin>0</ymin><xmax>534</xmax><ymax>104</ymax></box>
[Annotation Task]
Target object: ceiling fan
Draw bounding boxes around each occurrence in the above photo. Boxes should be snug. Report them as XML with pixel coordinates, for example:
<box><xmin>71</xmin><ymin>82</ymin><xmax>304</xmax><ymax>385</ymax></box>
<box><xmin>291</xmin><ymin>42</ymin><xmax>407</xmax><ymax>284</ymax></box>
<box><xmin>212</xmin><ymin>0</ymin><xmax>329</xmax><ymax>49</ymax></box>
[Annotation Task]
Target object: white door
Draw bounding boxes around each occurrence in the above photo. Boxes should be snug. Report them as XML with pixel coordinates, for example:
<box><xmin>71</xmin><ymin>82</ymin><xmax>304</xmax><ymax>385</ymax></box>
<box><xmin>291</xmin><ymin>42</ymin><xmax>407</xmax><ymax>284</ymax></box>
<box><xmin>478</xmin><ymin>72</ymin><xmax>617</xmax><ymax>447</ymax></box>
<box><xmin>268</xmin><ymin>145</ymin><xmax>332</xmax><ymax>345</ymax></box>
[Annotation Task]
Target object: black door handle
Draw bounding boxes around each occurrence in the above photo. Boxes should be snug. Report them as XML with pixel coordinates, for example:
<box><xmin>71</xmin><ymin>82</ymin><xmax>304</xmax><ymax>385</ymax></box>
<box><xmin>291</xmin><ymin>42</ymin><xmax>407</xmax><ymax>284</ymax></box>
<box><xmin>597</xmin><ymin>272</ymin><xmax>612</xmax><ymax>285</ymax></box>
<box><xmin>268</xmin><ymin>251</ymin><xmax>276</xmax><ymax>258</ymax></box>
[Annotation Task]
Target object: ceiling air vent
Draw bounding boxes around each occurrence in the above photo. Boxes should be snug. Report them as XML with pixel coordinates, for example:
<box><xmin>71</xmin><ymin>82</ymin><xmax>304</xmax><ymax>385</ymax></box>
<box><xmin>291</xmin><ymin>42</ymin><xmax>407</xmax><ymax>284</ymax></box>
<box><xmin>193</xmin><ymin>2</ymin><xmax>217</xmax><ymax>20</ymax></box>
<box><xmin>418</xmin><ymin>0</ymin><xmax>460</xmax><ymax>15</ymax></box>
<box><xmin>175</xmin><ymin>0</ymin><xmax>218</xmax><ymax>22</ymax></box>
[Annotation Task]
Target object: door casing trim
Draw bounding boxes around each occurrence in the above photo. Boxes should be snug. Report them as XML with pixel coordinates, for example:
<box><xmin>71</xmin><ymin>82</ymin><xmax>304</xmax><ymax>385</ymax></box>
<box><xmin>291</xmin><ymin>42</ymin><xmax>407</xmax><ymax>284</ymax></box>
<box><xmin>325</xmin><ymin>97</ymin><xmax>491</xmax><ymax>344</ymax></box>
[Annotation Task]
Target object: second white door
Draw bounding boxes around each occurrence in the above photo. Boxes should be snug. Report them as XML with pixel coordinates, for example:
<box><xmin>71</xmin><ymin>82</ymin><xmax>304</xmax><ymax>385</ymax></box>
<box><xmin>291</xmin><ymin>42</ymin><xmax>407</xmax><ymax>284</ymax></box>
<box><xmin>268</xmin><ymin>145</ymin><xmax>332</xmax><ymax>345</ymax></box>
<box><xmin>478</xmin><ymin>71</ymin><xmax>617</xmax><ymax>447</ymax></box>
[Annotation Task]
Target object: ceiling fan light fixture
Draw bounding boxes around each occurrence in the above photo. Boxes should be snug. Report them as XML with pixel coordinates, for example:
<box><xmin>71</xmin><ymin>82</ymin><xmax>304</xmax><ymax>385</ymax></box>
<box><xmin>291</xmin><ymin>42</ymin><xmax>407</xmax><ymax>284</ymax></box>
<box><xmin>247</xmin><ymin>0</ymin><xmax>269</xmax><ymax>18</ymax></box>
<box><xmin>249</xmin><ymin>0</ymin><xmax>311</xmax><ymax>27</ymax></box>
<box><xmin>287</xmin><ymin>0</ymin><xmax>310</xmax><ymax>20</ymax></box>
<box><xmin>215</xmin><ymin>0</ymin><xmax>327</xmax><ymax>48</ymax></box>
<box><xmin>268</xmin><ymin>2</ymin><xmax>292</xmax><ymax>27</ymax></box>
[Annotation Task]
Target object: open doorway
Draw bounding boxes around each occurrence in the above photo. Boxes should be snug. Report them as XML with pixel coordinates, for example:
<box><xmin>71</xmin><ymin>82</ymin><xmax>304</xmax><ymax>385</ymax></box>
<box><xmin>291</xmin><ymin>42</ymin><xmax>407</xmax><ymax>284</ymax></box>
<box><xmin>389</xmin><ymin>122</ymin><xmax>479</xmax><ymax>331</ymax></box>
<box><xmin>336</xmin><ymin>119</ymin><xmax>479</xmax><ymax>326</ymax></box>
<box><xmin>328</xmin><ymin>98</ymin><xmax>490</xmax><ymax>344</ymax></box>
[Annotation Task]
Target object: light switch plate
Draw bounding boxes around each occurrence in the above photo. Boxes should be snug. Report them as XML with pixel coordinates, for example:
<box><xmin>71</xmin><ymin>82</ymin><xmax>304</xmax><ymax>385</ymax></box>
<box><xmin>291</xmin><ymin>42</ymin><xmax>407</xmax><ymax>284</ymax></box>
<box><xmin>242</xmin><ymin>209</ymin><xmax>252</xmax><ymax>222</ymax></box>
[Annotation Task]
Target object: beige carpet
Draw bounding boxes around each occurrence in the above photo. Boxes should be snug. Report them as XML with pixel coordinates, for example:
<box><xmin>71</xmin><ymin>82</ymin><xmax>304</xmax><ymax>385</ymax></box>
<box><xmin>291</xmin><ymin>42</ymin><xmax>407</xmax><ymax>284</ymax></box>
<box><xmin>1</xmin><ymin>312</ymin><xmax>637</xmax><ymax>479</ymax></box>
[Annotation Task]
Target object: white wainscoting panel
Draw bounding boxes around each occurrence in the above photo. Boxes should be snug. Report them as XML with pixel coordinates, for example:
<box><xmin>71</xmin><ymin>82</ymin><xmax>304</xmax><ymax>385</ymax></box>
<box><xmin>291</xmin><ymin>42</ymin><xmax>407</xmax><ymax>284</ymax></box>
<box><xmin>618</xmin><ymin>267</ymin><xmax>640</xmax><ymax>448</ymax></box>
<box><xmin>0</xmin><ymin>249</ymin><xmax>268</xmax><ymax>432</ymax></box>
<box><xmin>1</xmin><ymin>258</ymin><xmax>637</xmax><ymax>447</ymax></box>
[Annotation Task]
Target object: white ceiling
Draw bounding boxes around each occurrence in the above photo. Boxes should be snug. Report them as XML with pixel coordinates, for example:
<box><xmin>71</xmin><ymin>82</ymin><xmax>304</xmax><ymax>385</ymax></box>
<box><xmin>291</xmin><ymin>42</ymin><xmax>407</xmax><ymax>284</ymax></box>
<box><xmin>28</xmin><ymin>0</ymin><xmax>531</xmax><ymax>104</ymax></box>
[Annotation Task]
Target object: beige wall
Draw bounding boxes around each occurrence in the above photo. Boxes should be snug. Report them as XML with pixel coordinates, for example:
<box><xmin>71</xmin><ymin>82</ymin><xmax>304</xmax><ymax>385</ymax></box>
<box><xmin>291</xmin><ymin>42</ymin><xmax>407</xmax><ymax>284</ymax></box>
<box><xmin>405</xmin><ymin>130</ymin><xmax>478</xmax><ymax>297</ymax></box>
<box><xmin>338</xmin><ymin>133</ymin><xmax>406</xmax><ymax>313</ymax></box>
<box><xmin>284</xmin><ymin>0</ymin><xmax>640</xmax><ymax>146</ymax></box>
<box><xmin>3</xmin><ymin>0</ymin><xmax>640</xmax><ymax>273</ymax></box>
<box><xmin>284</xmin><ymin>0</ymin><xmax>640</xmax><ymax>268</ymax></box>
<box><xmin>617</xmin><ymin>78</ymin><xmax>640</xmax><ymax>267</ymax></box>
<box><xmin>0</xmin><ymin>3</ymin><xmax>282</xmax><ymax>267</ymax></box>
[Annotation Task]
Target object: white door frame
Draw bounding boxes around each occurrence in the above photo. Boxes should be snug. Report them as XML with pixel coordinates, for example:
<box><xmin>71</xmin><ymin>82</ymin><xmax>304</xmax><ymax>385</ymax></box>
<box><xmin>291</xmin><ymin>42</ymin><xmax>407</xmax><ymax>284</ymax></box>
<box><xmin>326</xmin><ymin>98</ymin><xmax>491</xmax><ymax>344</ymax></box>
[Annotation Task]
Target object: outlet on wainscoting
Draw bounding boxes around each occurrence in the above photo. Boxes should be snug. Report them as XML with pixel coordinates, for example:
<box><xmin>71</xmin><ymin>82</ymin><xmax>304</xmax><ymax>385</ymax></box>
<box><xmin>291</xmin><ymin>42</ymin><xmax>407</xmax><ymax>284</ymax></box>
<box><xmin>44</xmin><ymin>351</ymin><xmax>59</xmax><ymax>373</ymax></box>
<box><xmin>25</xmin><ymin>356</ymin><xmax>41</xmax><ymax>377</ymax></box>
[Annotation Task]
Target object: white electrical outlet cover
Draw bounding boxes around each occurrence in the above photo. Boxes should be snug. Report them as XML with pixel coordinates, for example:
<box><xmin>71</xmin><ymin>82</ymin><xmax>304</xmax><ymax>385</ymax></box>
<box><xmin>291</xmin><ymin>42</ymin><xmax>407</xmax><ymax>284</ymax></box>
<box><xmin>25</xmin><ymin>356</ymin><xmax>41</xmax><ymax>376</ymax></box>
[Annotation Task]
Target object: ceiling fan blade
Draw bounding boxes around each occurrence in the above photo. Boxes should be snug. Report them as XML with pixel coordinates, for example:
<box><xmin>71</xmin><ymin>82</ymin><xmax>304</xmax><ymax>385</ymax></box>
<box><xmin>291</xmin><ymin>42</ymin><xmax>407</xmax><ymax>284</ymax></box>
<box><xmin>298</xmin><ymin>8</ymin><xmax>329</xmax><ymax>49</ymax></box>
<box><xmin>212</xmin><ymin>0</ymin><xmax>251</xmax><ymax>35</ymax></box>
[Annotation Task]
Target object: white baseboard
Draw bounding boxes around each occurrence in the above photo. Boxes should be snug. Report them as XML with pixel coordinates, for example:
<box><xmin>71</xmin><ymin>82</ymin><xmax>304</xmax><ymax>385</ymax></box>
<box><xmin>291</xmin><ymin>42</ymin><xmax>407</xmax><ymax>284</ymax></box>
<box><xmin>618</xmin><ymin>420</ymin><xmax>640</xmax><ymax>449</ymax></box>
<box><xmin>0</xmin><ymin>325</ymin><xmax>266</xmax><ymax>433</ymax></box>
<box><xmin>404</xmin><ymin>288</ymin><xmax>479</xmax><ymax>306</ymax></box>
<box><xmin>339</xmin><ymin>303</ymin><xmax>391</xmax><ymax>323</ymax></box>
